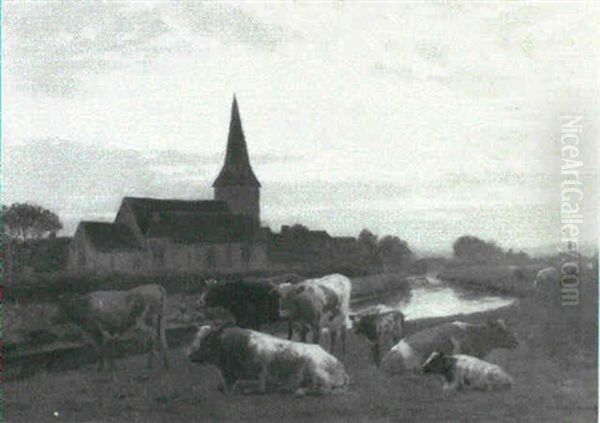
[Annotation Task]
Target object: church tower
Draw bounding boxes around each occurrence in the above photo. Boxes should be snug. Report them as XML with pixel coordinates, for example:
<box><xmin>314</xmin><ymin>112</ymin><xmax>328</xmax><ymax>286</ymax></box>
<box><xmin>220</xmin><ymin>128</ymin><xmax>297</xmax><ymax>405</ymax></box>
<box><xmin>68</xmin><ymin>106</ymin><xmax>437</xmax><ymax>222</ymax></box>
<box><xmin>213</xmin><ymin>96</ymin><xmax>261</xmax><ymax>226</ymax></box>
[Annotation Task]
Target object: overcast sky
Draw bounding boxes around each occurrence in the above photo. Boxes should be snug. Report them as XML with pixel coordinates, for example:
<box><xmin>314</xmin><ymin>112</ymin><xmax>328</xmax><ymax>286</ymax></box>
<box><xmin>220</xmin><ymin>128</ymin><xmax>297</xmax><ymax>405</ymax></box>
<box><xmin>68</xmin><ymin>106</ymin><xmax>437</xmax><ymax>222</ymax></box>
<box><xmin>2</xmin><ymin>1</ymin><xmax>598</xmax><ymax>254</ymax></box>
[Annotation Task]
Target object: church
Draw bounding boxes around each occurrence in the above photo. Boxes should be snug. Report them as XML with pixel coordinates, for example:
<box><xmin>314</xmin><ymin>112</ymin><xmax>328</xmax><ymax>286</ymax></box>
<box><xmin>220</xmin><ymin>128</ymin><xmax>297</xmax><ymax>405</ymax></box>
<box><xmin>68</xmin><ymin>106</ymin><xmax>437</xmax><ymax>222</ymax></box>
<box><xmin>68</xmin><ymin>97</ymin><xmax>270</xmax><ymax>275</ymax></box>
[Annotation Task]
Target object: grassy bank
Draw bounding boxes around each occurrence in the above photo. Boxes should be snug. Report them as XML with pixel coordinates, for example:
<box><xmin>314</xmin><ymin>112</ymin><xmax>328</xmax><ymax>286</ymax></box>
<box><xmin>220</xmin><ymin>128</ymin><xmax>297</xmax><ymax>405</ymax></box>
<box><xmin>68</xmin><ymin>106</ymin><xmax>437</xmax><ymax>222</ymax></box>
<box><xmin>4</xmin><ymin>295</ymin><xmax>597</xmax><ymax>422</ymax></box>
<box><xmin>438</xmin><ymin>263</ymin><xmax>542</xmax><ymax>297</ymax></box>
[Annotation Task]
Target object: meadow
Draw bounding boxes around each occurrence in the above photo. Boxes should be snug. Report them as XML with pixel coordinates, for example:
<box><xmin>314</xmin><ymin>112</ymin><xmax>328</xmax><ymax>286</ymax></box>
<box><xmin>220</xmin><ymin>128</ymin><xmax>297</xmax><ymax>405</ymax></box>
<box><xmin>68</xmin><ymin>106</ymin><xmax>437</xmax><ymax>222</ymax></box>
<box><xmin>4</xmin><ymin>291</ymin><xmax>597</xmax><ymax>423</ymax></box>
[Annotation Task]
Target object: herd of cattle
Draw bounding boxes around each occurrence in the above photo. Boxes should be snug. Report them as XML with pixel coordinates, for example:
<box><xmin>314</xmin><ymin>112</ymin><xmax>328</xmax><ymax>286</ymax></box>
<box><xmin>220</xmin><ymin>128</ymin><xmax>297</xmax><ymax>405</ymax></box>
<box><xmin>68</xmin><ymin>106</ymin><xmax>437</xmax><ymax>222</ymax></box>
<box><xmin>59</xmin><ymin>268</ymin><xmax>568</xmax><ymax>396</ymax></box>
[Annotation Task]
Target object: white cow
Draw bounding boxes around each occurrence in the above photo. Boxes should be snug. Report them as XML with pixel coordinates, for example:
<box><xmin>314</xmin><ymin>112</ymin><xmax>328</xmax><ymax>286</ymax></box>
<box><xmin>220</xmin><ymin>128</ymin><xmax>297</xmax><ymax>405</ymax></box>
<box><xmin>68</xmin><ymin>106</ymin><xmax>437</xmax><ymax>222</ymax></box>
<box><xmin>279</xmin><ymin>274</ymin><xmax>352</xmax><ymax>353</ymax></box>
<box><xmin>422</xmin><ymin>351</ymin><xmax>513</xmax><ymax>391</ymax></box>
<box><xmin>380</xmin><ymin>319</ymin><xmax>518</xmax><ymax>374</ymax></box>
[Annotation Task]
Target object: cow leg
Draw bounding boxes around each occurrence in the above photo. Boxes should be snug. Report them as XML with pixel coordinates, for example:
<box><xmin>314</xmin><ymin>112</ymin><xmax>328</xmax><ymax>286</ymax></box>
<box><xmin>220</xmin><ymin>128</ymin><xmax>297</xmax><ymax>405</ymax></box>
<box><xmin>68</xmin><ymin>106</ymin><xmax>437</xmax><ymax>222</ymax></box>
<box><xmin>96</xmin><ymin>345</ymin><xmax>105</xmax><ymax>372</ymax></box>
<box><xmin>257</xmin><ymin>366</ymin><xmax>268</xmax><ymax>394</ymax></box>
<box><xmin>299</xmin><ymin>325</ymin><xmax>309</xmax><ymax>343</ymax></box>
<box><xmin>287</xmin><ymin>321</ymin><xmax>294</xmax><ymax>340</ymax></box>
<box><xmin>312</xmin><ymin>323</ymin><xmax>320</xmax><ymax>345</ymax></box>
<box><xmin>330</xmin><ymin>330</ymin><xmax>337</xmax><ymax>353</ymax></box>
<box><xmin>156</xmin><ymin>306</ymin><xmax>169</xmax><ymax>370</ymax></box>
<box><xmin>108</xmin><ymin>339</ymin><xmax>117</xmax><ymax>371</ymax></box>
<box><xmin>145</xmin><ymin>334</ymin><xmax>155</xmax><ymax>370</ymax></box>
<box><xmin>341</xmin><ymin>326</ymin><xmax>347</xmax><ymax>355</ymax></box>
<box><xmin>372</xmin><ymin>343</ymin><xmax>381</xmax><ymax>367</ymax></box>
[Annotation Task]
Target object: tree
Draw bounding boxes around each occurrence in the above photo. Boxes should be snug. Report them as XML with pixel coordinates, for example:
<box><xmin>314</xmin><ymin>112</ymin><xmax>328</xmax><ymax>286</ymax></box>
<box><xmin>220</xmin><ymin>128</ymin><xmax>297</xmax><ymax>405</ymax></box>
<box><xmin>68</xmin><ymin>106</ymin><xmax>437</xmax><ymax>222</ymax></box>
<box><xmin>358</xmin><ymin>229</ymin><xmax>381</xmax><ymax>271</ymax></box>
<box><xmin>378</xmin><ymin>235</ymin><xmax>413</xmax><ymax>271</ymax></box>
<box><xmin>452</xmin><ymin>235</ymin><xmax>504</xmax><ymax>263</ymax></box>
<box><xmin>358</xmin><ymin>229</ymin><xmax>378</xmax><ymax>249</ymax></box>
<box><xmin>378</xmin><ymin>235</ymin><xmax>412</xmax><ymax>259</ymax></box>
<box><xmin>2</xmin><ymin>203</ymin><xmax>63</xmax><ymax>241</ymax></box>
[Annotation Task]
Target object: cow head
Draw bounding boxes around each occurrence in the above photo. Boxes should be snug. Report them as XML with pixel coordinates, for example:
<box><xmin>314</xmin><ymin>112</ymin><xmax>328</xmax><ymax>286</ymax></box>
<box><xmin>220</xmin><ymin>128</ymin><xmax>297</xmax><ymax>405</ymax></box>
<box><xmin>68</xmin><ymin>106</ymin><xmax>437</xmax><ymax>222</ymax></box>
<box><xmin>187</xmin><ymin>325</ymin><xmax>218</xmax><ymax>364</ymax></box>
<box><xmin>421</xmin><ymin>351</ymin><xmax>453</xmax><ymax>375</ymax></box>
<box><xmin>198</xmin><ymin>279</ymin><xmax>223</xmax><ymax>308</ymax></box>
<box><xmin>349</xmin><ymin>313</ymin><xmax>377</xmax><ymax>342</ymax></box>
<box><xmin>487</xmin><ymin>319</ymin><xmax>519</xmax><ymax>350</ymax></box>
<box><xmin>278</xmin><ymin>283</ymin><xmax>304</xmax><ymax>319</ymax></box>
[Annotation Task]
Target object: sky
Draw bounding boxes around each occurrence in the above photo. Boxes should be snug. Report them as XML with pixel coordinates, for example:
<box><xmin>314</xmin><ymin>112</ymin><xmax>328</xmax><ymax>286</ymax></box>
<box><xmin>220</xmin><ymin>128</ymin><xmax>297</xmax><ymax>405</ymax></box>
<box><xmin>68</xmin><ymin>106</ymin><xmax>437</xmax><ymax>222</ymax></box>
<box><xmin>2</xmin><ymin>1</ymin><xmax>599</xmax><ymax>254</ymax></box>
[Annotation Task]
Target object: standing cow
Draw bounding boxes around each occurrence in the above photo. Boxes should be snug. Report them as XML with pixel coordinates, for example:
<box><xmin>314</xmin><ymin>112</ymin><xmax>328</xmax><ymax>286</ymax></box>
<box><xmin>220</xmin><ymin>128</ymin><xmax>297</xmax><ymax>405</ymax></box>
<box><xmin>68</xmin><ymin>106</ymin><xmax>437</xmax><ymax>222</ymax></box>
<box><xmin>279</xmin><ymin>274</ymin><xmax>352</xmax><ymax>353</ymax></box>
<box><xmin>63</xmin><ymin>284</ymin><xmax>169</xmax><ymax>371</ymax></box>
<box><xmin>350</xmin><ymin>305</ymin><xmax>405</xmax><ymax>366</ymax></box>
<box><xmin>380</xmin><ymin>319</ymin><xmax>518</xmax><ymax>374</ymax></box>
<box><xmin>422</xmin><ymin>351</ymin><xmax>514</xmax><ymax>391</ymax></box>
<box><xmin>187</xmin><ymin>323</ymin><xmax>350</xmax><ymax>395</ymax></box>
<box><xmin>199</xmin><ymin>279</ymin><xmax>281</xmax><ymax>331</ymax></box>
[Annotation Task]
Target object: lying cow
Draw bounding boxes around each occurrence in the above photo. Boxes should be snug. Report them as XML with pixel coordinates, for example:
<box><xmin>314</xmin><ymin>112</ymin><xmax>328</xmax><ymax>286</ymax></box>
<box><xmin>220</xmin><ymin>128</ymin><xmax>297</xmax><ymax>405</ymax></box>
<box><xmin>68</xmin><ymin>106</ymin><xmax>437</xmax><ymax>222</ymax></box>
<box><xmin>279</xmin><ymin>274</ymin><xmax>352</xmax><ymax>353</ymax></box>
<box><xmin>200</xmin><ymin>279</ymin><xmax>280</xmax><ymax>330</ymax></box>
<box><xmin>380</xmin><ymin>319</ymin><xmax>518</xmax><ymax>374</ymax></box>
<box><xmin>63</xmin><ymin>284</ymin><xmax>169</xmax><ymax>371</ymax></box>
<box><xmin>350</xmin><ymin>305</ymin><xmax>405</xmax><ymax>366</ymax></box>
<box><xmin>422</xmin><ymin>351</ymin><xmax>513</xmax><ymax>391</ymax></box>
<box><xmin>187</xmin><ymin>323</ymin><xmax>350</xmax><ymax>395</ymax></box>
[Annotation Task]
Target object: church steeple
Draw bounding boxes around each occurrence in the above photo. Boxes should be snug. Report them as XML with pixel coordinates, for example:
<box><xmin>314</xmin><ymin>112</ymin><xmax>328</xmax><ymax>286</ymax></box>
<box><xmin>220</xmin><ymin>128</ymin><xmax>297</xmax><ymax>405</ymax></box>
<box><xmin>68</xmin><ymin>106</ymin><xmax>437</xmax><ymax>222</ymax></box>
<box><xmin>212</xmin><ymin>96</ymin><xmax>261</xmax><ymax>188</ymax></box>
<box><xmin>213</xmin><ymin>95</ymin><xmax>261</xmax><ymax>226</ymax></box>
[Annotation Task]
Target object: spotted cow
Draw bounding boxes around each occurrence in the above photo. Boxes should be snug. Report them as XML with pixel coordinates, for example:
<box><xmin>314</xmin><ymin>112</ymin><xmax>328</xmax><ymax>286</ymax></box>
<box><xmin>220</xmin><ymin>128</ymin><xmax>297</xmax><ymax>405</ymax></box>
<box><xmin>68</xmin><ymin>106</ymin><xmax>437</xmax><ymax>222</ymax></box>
<box><xmin>422</xmin><ymin>351</ymin><xmax>513</xmax><ymax>391</ymax></box>
<box><xmin>380</xmin><ymin>319</ymin><xmax>518</xmax><ymax>374</ymax></box>
<box><xmin>187</xmin><ymin>323</ymin><xmax>350</xmax><ymax>395</ymax></box>
<box><xmin>350</xmin><ymin>305</ymin><xmax>405</xmax><ymax>366</ymax></box>
<box><xmin>279</xmin><ymin>274</ymin><xmax>352</xmax><ymax>353</ymax></box>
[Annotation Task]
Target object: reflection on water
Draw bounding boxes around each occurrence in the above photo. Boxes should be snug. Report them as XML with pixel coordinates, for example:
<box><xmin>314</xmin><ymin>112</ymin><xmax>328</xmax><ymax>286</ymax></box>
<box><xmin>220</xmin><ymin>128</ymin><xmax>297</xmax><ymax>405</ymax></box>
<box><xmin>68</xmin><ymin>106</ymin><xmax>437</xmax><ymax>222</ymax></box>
<box><xmin>397</xmin><ymin>286</ymin><xmax>514</xmax><ymax>321</ymax></box>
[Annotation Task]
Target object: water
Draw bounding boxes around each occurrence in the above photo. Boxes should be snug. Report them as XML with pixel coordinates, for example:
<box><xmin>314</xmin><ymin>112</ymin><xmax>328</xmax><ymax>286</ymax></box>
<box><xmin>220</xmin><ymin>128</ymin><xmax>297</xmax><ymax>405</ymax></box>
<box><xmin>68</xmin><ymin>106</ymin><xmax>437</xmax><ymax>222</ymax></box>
<box><xmin>354</xmin><ymin>276</ymin><xmax>515</xmax><ymax>321</ymax></box>
<box><xmin>396</xmin><ymin>285</ymin><xmax>514</xmax><ymax>321</ymax></box>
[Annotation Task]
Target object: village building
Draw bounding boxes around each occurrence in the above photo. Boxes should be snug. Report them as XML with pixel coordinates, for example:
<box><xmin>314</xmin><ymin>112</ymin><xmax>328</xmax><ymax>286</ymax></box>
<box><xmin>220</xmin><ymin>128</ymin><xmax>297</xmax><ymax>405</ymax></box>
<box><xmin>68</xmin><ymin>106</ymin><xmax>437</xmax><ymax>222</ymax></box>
<box><xmin>68</xmin><ymin>97</ymin><xmax>269</xmax><ymax>275</ymax></box>
<box><xmin>68</xmin><ymin>96</ymin><xmax>361</xmax><ymax>276</ymax></box>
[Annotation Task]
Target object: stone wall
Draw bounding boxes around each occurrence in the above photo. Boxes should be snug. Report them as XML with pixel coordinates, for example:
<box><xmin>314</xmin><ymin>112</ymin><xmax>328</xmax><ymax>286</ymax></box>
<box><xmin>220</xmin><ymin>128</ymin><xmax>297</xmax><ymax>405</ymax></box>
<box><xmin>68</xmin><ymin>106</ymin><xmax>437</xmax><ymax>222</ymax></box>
<box><xmin>69</xmin><ymin>237</ymin><xmax>268</xmax><ymax>276</ymax></box>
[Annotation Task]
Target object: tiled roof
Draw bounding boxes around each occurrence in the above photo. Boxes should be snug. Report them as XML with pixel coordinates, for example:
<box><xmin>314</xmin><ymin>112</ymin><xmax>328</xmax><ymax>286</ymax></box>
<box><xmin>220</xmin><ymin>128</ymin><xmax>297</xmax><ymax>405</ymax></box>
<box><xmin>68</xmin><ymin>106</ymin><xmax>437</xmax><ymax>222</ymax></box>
<box><xmin>122</xmin><ymin>197</ymin><xmax>229</xmax><ymax>234</ymax></box>
<box><xmin>146</xmin><ymin>212</ymin><xmax>257</xmax><ymax>244</ymax></box>
<box><xmin>80</xmin><ymin>222</ymin><xmax>141</xmax><ymax>252</ymax></box>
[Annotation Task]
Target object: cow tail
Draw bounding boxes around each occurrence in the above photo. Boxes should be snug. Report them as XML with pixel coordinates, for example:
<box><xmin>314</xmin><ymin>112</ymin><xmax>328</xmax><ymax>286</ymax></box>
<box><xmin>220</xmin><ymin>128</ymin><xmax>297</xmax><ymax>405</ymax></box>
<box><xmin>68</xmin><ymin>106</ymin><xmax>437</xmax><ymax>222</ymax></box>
<box><xmin>158</xmin><ymin>286</ymin><xmax>169</xmax><ymax>368</ymax></box>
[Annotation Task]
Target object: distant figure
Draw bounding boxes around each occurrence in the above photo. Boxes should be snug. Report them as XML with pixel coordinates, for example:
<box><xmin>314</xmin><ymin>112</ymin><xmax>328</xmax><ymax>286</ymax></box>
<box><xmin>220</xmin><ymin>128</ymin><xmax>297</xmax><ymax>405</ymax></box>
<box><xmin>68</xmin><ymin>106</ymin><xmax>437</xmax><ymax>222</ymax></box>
<box><xmin>199</xmin><ymin>279</ymin><xmax>281</xmax><ymax>331</ymax></box>
<box><xmin>62</xmin><ymin>284</ymin><xmax>168</xmax><ymax>371</ymax></box>
<box><xmin>187</xmin><ymin>324</ymin><xmax>350</xmax><ymax>395</ymax></box>
<box><xmin>533</xmin><ymin>267</ymin><xmax>560</xmax><ymax>301</ymax></box>
<box><xmin>380</xmin><ymin>319</ymin><xmax>518</xmax><ymax>374</ymax></box>
<box><xmin>422</xmin><ymin>352</ymin><xmax>513</xmax><ymax>391</ymax></box>
<box><xmin>279</xmin><ymin>274</ymin><xmax>352</xmax><ymax>353</ymax></box>
<box><xmin>350</xmin><ymin>305</ymin><xmax>405</xmax><ymax>366</ymax></box>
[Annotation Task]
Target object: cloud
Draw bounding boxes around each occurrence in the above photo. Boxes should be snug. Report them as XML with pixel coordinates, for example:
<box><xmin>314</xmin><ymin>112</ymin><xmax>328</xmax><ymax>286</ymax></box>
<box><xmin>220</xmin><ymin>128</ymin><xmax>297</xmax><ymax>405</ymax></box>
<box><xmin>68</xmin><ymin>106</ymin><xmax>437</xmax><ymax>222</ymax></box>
<box><xmin>1</xmin><ymin>138</ymin><xmax>303</xmax><ymax>228</ymax></box>
<box><xmin>3</xmin><ymin>2</ymin><xmax>170</xmax><ymax>96</ymax></box>
<box><xmin>167</xmin><ymin>2</ymin><xmax>288</xmax><ymax>48</ymax></box>
<box><xmin>2</xmin><ymin>2</ymin><xmax>290</xmax><ymax>97</ymax></box>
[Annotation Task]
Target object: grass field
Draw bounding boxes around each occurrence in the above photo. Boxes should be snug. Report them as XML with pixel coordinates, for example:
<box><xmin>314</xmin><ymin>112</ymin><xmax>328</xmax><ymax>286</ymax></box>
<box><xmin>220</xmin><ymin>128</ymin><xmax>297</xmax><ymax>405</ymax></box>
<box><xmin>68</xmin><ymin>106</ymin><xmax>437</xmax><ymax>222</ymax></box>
<box><xmin>4</xmin><ymin>297</ymin><xmax>597</xmax><ymax>423</ymax></box>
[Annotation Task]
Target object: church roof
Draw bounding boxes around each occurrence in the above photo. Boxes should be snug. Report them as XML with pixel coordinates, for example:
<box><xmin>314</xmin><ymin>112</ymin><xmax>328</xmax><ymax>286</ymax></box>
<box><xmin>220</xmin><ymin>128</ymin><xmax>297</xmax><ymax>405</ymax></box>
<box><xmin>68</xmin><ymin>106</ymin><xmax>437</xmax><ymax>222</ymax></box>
<box><xmin>146</xmin><ymin>212</ymin><xmax>256</xmax><ymax>244</ymax></box>
<box><xmin>121</xmin><ymin>197</ymin><xmax>230</xmax><ymax>235</ymax></box>
<box><xmin>212</xmin><ymin>96</ymin><xmax>261</xmax><ymax>188</ymax></box>
<box><xmin>79</xmin><ymin>221</ymin><xmax>141</xmax><ymax>252</ymax></box>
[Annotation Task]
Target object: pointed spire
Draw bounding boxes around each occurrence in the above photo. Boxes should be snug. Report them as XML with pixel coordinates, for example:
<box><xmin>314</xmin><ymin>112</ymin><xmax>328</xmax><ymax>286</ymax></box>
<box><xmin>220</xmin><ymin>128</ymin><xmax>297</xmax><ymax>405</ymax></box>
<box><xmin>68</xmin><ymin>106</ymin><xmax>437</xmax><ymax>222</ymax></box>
<box><xmin>213</xmin><ymin>95</ymin><xmax>261</xmax><ymax>188</ymax></box>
